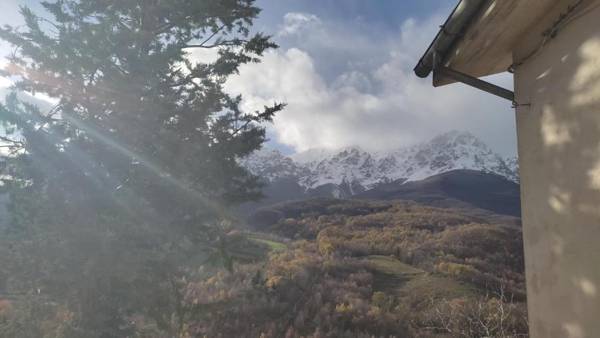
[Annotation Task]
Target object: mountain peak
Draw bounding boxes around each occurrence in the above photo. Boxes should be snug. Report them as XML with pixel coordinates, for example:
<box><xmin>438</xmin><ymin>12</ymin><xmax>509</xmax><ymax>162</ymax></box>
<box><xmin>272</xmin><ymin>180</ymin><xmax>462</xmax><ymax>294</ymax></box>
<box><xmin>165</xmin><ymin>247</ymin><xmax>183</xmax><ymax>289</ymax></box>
<box><xmin>239</xmin><ymin>147</ymin><xmax>308</xmax><ymax>181</ymax></box>
<box><xmin>242</xmin><ymin>130</ymin><xmax>518</xmax><ymax>193</ymax></box>
<box><xmin>429</xmin><ymin>130</ymin><xmax>485</xmax><ymax>148</ymax></box>
<box><xmin>292</xmin><ymin>145</ymin><xmax>365</xmax><ymax>164</ymax></box>
<box><xmin>436</xmin><ymin>129</ymin><xmax>476</xmax><ymax>138</ymax></box>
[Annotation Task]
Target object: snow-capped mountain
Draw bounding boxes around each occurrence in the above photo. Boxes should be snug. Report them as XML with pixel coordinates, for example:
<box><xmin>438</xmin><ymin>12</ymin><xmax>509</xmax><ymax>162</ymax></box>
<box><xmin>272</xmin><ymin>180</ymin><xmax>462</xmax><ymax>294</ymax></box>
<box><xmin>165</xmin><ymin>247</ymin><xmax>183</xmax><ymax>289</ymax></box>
<box><xmin>241</xmin><ymin>131</ymin><xmax>518</xmax><ymax>196</ymax></box>
<box><xmin>238</xmin><ymin>148</ymin><xmax>309</xmax><ymax>181</ymax></box>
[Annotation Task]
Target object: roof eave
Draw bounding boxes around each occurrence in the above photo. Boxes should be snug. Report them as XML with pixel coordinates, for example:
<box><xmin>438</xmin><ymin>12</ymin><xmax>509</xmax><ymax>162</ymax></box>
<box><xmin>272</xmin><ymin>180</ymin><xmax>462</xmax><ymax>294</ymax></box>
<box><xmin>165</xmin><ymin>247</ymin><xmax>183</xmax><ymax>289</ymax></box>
<box><xmin>413</xmin><ymin>0</ymin><xmax>488</xmax><ymax>79</ymax></box>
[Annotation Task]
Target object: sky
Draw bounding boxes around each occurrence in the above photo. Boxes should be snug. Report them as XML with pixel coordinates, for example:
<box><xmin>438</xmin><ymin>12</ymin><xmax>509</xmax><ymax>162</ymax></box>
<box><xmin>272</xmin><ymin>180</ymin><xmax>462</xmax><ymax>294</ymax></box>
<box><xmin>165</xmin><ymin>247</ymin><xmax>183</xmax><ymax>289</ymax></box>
<box><xmin>0</xmin><ymin>0</ymin><xmax>518</xmax><ymax>156</ymax></box>
<box><xmin>231</xmin><ymin>0</ymin><xmax>517</xmax><ymax>156</ymax></box>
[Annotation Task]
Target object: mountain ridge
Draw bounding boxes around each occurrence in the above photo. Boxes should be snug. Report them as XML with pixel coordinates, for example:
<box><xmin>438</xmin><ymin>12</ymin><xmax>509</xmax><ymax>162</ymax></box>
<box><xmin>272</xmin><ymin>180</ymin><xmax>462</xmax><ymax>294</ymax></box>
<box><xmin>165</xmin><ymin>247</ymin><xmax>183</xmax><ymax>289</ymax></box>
<box><xmin>240</xmin><ymin>131</ymin><xmax>518</xmax><ymax>197</ymax></box>
<box><xmin>356</xmin><ymin>169</ymin><xmax>521</xmax><ymax>218</ymax></box>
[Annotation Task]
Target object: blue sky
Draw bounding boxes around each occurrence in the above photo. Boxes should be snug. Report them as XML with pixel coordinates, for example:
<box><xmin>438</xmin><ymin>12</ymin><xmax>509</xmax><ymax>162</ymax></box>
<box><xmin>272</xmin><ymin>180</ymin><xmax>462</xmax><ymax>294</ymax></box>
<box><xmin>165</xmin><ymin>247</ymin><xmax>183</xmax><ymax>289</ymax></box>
<box><xmin>0</xmin><ymin>1</ymin><xmax>517</xmax><ymax>156</ymax></box>
<box><xmin>255</xmin><ymin>1</ymin><xmax>454</xmax><ymax>29</ymax></box>
<box><xmin>254</xmin><ymin>1</ymin><xmax>455</xmax><ymax>86</ymax></box>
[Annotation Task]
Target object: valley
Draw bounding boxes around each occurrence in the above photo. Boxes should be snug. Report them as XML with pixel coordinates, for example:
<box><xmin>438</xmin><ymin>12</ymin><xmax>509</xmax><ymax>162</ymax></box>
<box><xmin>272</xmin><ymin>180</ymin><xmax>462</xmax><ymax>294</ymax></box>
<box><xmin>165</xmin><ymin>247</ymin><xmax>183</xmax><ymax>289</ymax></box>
<box><xmin>199</xmin><ymin>130</ymin><xmax>528</xmax><ymax>336</ymax></box>
<box><xmin>193</xmin><ymin>197</ymin><xmax>528</xmax><ymax>337</ymax></box>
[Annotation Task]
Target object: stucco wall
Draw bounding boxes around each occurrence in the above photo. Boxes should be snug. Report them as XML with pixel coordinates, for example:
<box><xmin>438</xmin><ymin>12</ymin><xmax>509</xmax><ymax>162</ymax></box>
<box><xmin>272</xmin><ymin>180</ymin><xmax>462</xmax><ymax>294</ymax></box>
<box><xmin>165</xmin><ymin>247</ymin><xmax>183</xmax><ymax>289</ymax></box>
<box><xmin>514</xmin><ymin>2</ymin><xmax>600</xmax><ymax>337</ymax></box>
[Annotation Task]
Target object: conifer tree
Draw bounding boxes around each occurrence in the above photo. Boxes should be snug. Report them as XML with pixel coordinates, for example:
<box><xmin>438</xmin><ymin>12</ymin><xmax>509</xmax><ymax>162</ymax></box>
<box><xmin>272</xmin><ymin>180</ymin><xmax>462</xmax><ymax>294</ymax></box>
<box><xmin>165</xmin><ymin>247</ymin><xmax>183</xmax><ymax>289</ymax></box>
<box><xmin>0</xmin><ymin>1</ymin><xmax>282</xmax><ymax>336</ymax></box>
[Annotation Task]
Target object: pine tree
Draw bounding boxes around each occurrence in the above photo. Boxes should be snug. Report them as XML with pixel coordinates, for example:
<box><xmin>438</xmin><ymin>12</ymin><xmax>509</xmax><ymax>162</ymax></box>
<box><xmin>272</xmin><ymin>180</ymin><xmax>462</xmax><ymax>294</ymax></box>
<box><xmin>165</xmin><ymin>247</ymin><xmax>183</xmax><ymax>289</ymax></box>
<box><xmin>0</xmin><ymin>0</ymin><xmax>283</xmax><ymax>223</ymax></box>
<box><xmin>0</xmin><ymin>1</ymin><xmax>283</xmax><ymax>336</ymax></box>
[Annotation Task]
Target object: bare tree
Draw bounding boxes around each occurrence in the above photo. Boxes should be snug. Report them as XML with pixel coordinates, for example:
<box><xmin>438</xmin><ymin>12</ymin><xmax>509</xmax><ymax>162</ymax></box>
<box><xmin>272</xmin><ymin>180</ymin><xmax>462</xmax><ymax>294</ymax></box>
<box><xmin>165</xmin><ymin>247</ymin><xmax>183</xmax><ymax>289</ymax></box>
<box><xmin>422</xmin><ymin>284</ymin><xmax>529</xmax><ymax>337</ymax></box>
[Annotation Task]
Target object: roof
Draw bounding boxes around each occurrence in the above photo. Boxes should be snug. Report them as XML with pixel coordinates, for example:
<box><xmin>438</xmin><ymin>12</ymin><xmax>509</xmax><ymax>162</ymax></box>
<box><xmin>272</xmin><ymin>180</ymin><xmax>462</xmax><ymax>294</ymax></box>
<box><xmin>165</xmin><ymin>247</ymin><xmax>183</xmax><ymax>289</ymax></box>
<box><xmin>414</xmin><ymin>0</ymin><xmax>567</xmax><ymax>86</ymax></box>
<box><xmin>413</xmin><ymin>0</ymin><xmax>486</xmax><ymax>79</ymax></box>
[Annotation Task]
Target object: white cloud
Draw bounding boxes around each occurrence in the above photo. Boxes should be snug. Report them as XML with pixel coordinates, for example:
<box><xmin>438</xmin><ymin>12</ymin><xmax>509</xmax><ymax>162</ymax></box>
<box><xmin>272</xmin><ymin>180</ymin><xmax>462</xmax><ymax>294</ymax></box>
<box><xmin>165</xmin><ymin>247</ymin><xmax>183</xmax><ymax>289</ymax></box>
<box><xmin>0</xmin><ymin>77</ymin><xmax>12</xmax><ymax>89</ymax></box>
<box><xmin>278</xmin><ymin>12</ymin><xmax>321</xmax><ymax>37</ymax></box>
<box><xmin>226</xmin><ymin>11</ymin><xmax>518</xmax><ymax>156</ymax></box>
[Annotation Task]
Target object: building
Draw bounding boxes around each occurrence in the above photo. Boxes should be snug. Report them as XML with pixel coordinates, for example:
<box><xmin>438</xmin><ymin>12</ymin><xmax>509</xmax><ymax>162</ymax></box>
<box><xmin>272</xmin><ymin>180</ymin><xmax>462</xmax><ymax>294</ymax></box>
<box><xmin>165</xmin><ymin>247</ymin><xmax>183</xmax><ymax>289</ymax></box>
<box><xmin>415</xmin><ymin>0</ymin><xmax>600</xmax><ymax>337</ymax></box>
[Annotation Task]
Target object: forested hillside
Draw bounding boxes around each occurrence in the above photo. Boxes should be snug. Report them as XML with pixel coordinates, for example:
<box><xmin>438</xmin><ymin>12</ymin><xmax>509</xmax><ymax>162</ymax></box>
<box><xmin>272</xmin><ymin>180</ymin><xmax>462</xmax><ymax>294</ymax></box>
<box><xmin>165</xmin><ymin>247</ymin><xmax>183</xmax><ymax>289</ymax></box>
<box><xmin>189</xmin><ymin>199</ymin><xmax>528</xmax><ymax>337</ymax></box>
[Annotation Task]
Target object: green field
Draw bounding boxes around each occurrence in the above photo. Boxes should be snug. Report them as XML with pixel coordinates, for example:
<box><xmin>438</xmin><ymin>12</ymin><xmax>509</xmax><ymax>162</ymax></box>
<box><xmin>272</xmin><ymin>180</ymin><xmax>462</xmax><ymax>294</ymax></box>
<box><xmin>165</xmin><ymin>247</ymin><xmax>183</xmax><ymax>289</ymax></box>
<box><xmin>247</xmin><ymin>234</ymin><xmax>287</xmax><ymax>252</ymax></box>
<box><xmin>366</xmin><ymin>255</ymin><xmax>478</xmax><ymax>310</ymax></box>
<box><xmin>367</xmin><ymin>255</ymin><xmax>424</xmax><ymax>276</ymax></box>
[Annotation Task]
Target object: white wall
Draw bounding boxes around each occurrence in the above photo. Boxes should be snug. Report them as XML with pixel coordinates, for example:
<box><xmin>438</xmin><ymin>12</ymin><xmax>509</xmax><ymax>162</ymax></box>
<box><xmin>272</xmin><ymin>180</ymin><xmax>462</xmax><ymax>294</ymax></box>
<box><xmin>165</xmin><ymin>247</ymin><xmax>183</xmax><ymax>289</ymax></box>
<box><xmin>514</xmin><ymin>1</ymin><xmax>600</xmax><ymax>337</ymax></box>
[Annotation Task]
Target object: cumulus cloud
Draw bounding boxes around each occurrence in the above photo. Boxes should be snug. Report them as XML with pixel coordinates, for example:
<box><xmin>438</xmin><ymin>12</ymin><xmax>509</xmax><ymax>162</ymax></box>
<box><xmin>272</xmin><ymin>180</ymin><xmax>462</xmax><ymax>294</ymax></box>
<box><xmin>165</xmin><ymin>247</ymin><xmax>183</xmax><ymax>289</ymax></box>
<box><xmin>226</xmin><ymin>11</ymin><xmax>517</xmax><ymax>156</ymax></box>
<box><xmin>278</xmin><ymin>12</ymin><xmax>321</xmax><ymax>37</ymax></box>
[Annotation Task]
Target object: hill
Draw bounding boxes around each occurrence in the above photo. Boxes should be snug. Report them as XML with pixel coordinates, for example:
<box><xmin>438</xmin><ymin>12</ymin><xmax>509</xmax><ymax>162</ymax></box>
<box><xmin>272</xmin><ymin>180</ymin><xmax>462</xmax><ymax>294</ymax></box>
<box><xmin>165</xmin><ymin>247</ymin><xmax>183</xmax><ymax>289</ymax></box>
<box><xmin>192</xmin><ymin>199</ymin><xmax>528</xmax><ymax>337</ymax></box>
<box><xmin>355</xmin><ymin>169</ymin><xmax>521</xmax><ymax>217</ymax></box>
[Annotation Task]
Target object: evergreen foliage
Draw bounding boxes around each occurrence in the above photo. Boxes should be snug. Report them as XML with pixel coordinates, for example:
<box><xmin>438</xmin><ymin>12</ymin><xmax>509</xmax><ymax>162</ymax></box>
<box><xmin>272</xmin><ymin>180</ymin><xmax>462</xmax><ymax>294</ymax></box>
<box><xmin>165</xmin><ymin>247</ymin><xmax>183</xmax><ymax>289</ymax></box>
<box><xmin>0</xmin><ymin>1</ymin><xmax>282</xmax><ymax>336</ymax></box>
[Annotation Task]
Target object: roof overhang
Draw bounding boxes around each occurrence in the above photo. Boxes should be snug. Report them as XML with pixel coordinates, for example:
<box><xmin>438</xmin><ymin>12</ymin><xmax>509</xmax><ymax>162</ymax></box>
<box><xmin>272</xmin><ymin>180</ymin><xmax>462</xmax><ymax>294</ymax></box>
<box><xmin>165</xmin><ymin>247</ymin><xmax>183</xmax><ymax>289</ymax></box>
<box><xmin>414</xmin><ymin>0</ymin><xmax>565</xmax><ymax>87</ymax></box>
<box><xmin>413</xmin><ymin>0</ymin><xmax>487</xmax><ymax>81</ymax></box>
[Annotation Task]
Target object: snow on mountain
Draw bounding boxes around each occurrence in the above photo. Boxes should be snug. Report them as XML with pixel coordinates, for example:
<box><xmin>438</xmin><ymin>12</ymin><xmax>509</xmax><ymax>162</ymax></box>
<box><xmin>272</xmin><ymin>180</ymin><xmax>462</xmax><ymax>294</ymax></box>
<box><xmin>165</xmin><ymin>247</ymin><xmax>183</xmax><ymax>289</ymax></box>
<box><xmin>504</xmin><ymin>156</ymin><xmax>519</xmax><ymax>182</ymax></box>
<box><xmin>238</xmin><ymin>148</ymin><xmax>309</xmax><ymax>182</ymax></box>
<box><xmin>241</xmin><ymin>131</ymin><xmax>519</xmax><ymax>193</ymax></box>
<box><xmin>376</xmin><ymin>131</ymin><xmax>518</xmax><ymax>183</ymax></box>
<box><xmin>290</xmin><ymin>148</ymin><xmax>337</xmax><ymax>164</ymax></box>
<box><xmin>296</xmin><ymin>146</ymin><xmax>382</xmax><ymax>189</ymax></box>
